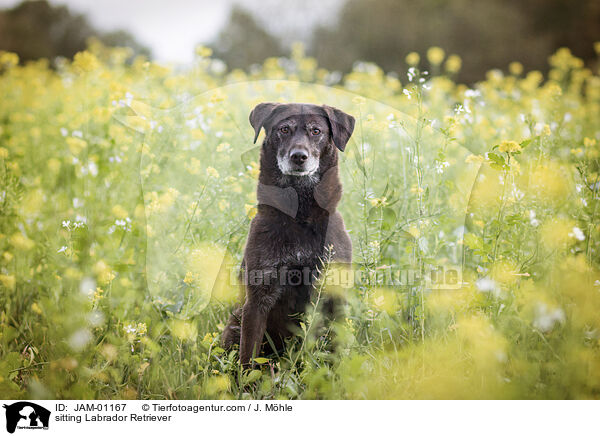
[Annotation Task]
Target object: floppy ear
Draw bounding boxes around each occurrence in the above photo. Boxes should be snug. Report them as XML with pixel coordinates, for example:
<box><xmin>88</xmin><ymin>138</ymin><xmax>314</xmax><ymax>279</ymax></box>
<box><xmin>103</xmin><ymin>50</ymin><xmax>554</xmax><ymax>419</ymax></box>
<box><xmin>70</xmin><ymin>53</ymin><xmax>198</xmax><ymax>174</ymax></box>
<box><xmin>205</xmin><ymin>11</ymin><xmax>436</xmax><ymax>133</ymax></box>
<box><xmin>249</xmin><ymin>102</ymin><xmax>280</xmax><ymax>144</ymax></box>
<box><xmin>322</xmin><ymin>105</ymin><xmax>355</xmax><ymax>152</ymax></box>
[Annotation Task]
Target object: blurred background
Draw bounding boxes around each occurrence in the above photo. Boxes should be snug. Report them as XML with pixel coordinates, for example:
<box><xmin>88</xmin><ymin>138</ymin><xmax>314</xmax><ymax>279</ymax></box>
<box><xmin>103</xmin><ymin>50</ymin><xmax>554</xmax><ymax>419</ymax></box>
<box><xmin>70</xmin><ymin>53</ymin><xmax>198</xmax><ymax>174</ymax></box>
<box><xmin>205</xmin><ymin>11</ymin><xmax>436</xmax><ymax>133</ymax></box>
<box><xmin>0</xmin><ymin>0</ymin><xmax>599</xmax><ymax>82</ymax></box>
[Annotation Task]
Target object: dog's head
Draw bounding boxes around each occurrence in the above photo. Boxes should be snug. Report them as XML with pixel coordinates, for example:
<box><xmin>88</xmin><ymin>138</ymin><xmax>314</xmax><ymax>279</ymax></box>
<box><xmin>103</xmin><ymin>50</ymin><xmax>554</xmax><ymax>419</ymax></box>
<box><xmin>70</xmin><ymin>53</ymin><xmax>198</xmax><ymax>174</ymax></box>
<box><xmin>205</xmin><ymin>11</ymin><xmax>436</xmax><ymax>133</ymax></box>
<box><xmin>250</xmin><ymin>103</ymin><xmax>355</xmax><ymax>179</ymax></box>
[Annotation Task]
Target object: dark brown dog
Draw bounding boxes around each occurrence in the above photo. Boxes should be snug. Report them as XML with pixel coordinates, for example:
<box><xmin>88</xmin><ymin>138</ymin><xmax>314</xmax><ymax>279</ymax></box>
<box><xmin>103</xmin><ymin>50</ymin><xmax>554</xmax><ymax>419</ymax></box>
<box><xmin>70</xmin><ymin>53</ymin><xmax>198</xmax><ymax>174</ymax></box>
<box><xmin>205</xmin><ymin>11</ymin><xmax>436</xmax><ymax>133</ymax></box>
<box><xmin>222</xmin><ymin>102</ymin><xmax>355</xmax><ymax>367</ymax></box>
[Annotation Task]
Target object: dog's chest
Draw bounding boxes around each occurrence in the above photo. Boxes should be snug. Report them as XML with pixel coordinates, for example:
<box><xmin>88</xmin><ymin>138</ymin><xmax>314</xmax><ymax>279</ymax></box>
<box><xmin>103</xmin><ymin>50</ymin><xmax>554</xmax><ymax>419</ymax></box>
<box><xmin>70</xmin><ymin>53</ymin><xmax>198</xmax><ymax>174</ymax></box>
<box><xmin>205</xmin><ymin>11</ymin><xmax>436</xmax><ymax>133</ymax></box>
<box><xmin>256</xmin><ymin>212</ymin><xmax>326</xmax><ymax>268</ymax></box>
<box><xmin>279</xmin><ymin>220</ymin><xmax>325</xmax><ymax>265</ymax></box>
<box><xmin>290</xmin><ymin>244</ymin><xmax>319</xmax><ymax>265</ymax></box>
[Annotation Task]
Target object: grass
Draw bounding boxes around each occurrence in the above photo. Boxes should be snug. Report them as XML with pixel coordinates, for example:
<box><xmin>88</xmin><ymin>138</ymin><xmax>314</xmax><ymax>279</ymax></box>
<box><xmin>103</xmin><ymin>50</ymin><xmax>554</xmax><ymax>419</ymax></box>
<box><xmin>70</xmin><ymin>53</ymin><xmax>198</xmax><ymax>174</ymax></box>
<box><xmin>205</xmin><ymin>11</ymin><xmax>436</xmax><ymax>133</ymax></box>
<box><xmin>0</xmin><ymin>43</ymin><xmax>600</xmax><ymax>399</ymax></box>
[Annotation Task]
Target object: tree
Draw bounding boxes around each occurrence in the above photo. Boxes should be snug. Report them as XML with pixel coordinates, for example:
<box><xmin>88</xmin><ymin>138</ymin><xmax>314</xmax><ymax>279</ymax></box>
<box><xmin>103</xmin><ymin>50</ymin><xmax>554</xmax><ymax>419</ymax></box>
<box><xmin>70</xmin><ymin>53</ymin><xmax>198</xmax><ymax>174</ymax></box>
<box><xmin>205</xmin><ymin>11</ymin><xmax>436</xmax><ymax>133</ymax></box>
<box><xmin>310</xmin><ymin>0</ymin><xmax>557</xmax><ymax>83</ymax></box>
<box><xmin>0</xmin><ymin>0</ymin><xmax>150</xmax><ymax>64</ymax></box>
<box><xmin>100</xmin><ymin>30</ymin><xmax>151</xmax><ymax>59</ymax></box>
<box><xmin>209</xmin><ymin>5</ymin><xmax>284</xmax><ymax>70</ymax></box>
<box><xmin>508</xmin><ymin>0</ymin><xmax>600</xmax><ymax>64</ymax></box>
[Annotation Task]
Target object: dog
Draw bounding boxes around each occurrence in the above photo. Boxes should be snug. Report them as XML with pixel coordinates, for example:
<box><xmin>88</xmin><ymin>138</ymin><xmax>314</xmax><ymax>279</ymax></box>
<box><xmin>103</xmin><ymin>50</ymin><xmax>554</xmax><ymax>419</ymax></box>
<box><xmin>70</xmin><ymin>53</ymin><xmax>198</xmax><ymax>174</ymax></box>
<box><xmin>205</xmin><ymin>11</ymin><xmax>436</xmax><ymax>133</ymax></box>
<box><xmin>221</xmin><ymin>102</ymin><xmax>355</xmax><ymax>367</ymax></box>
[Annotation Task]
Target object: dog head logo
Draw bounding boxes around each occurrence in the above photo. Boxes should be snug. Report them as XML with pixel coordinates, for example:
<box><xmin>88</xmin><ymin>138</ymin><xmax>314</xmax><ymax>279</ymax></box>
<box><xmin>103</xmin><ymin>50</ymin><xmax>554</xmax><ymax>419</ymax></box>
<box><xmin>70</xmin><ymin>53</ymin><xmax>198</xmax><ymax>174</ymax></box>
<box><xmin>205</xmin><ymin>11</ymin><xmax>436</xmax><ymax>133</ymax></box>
<box><xmin>2</xmin><ymin>402</ymin><xmax>50</xmax><ymax>434</ymax></box>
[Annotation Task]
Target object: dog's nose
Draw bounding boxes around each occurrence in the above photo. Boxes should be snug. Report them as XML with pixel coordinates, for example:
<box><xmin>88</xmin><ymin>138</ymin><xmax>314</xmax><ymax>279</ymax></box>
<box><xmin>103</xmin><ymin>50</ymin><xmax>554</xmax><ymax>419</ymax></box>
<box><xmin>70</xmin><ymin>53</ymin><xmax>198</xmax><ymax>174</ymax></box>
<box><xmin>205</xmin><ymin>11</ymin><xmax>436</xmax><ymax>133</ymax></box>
<box><xmin>290</xmin><ymin>149</ymin><xmax>308</xmax><ymax>165</ymax></box>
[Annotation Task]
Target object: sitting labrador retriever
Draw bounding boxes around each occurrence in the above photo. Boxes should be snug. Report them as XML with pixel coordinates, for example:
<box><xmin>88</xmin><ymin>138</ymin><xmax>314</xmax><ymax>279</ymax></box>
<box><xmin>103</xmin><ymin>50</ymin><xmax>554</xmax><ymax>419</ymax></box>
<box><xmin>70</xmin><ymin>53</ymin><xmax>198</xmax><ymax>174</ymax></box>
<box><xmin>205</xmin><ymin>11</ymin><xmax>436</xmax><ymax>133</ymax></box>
<box><xmin>222</xmin><ymin>102</ymin><xmax>355</xmax><ymax>367</ymax></box>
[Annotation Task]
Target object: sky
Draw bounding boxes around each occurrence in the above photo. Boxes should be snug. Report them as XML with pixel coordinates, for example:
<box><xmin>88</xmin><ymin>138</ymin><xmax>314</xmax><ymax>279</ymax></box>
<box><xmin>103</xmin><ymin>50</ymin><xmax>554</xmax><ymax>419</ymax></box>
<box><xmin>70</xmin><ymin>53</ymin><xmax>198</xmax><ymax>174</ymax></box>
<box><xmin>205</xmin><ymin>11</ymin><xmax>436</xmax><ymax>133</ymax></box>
<box><xmin>0</xmin><ymin>0</ymin><xmax>343</xmax><ymax>64</ymax></box>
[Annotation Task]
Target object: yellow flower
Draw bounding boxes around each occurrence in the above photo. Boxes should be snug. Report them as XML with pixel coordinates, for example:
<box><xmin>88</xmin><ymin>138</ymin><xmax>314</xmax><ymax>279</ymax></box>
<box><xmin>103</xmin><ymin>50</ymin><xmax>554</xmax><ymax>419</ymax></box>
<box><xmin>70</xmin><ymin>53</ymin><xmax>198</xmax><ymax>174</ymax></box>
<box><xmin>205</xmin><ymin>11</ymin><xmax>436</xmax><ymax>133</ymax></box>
<box><xmin>91</xmin><ymin>287</ymin><xmax>104</xmax><ymax>303</ymax></box>
<box><xmin>195</xmin><ymin>45</ymin><xmax>213</xmax><ymax>57</ymax></box>
<box><xmin>369</xmin><ymin>197</ymin><xmax>388</xmax><ymax>207</ymax></box>
<box><xmin>137</xmin><ymin>323</ymin><xmax>147</xmax><ymax>335</ymax></box>
<box><xmin>405</xmin><ymin>52</ymin><xmax>420</xmax><ymax>66</ymax></box>
<box><xmin>31</xmin><ymin>302</ymin><xmax>42</xmax><ymax>315</ymax></box>
<box><xmin>47</xmin><ymin>158</ymin><xmax>61</xmax><ymax>173</ymax></box>
<box><xmin>542</xmin><ymin>125</ymin><xmax>552</xmax><ymax>137</ymax></box>
<box><xmin>66</xmin><ymin>137</ymin><xmax>87</xmax><ymax>155</ymax></box>
<box><xmin>247</xmin><ymin>161</ymin><xmax>260</xmax><ymax>179</ymax></box>
<box><xmin>245</xmin><ymin>204</ymin><xmax>257</xmax><ymax>219</ymax></box>
<box><xmin>498</xmin><ymin>140</ymin><xmax>521</xmax><ymax>153</ymax></box>
<box><xmin>206</xmin><ymin>166</ymin><xmax>219</xmax><ymax>178</ymax></box>
<box><xmin>73</xmin><ymin>51</ymin><xmax>100</xmax><ymax>73</ymax></box>
<box><xmin>526</xmin><ymin>162</ymin><xmax>571</xmax><ymax>203</ymax></box>
<box><xmin>10</xmin><ymin>233</ymin><xmax>34</xmax><ymax>251</ymax></box>
<box><xmin>7</xmin><ymin>161</ymin><xmax>19</xmax><ymax>174</ymax></box>
<box><xmin>427</xmin><ymin>46</ymin><xmax>445</xmax><ymax>65</ymax></box>
<box><xmin>216</xmin><ymin>142</ymin><xmax>230</xmax><ymax>152</ymax></box>
<box><xmin>184</xmin><ymin>272</ymin><xmax>195</xmax><ymax>285</ymax></box>
<box><xmin>546</xmin><ymin>82</ymin><xmax>562</xmax><ymax>97</ymax></box>
<box><xmin>0</xmin><ymin>147</ymin><xmax>8</xmax><ymax>159</ymax></box>
<box><xmin>584</xmin><ymin>137</ymin><xmax>597</xmax><ymax>148</ymax></box>
<box><xmin>0</xmin><ymin>274</ymin><xmax>16</xmax><ymax>290</ymax></box>
<box><xmin>185</xmin><ymin>157</ymin><xmax>202</xmax><ymax>175</ymax></box>
<box><xmin>111</xmin><ymin>204</ymin><xmax>128</xmax><ymax>219</ymax></box>
<box><xmin>209</xmin><ymin>91</ymin><xmax>226</xmax><ymax>104</ymax></box>
<box><xmin>465</xmin><ymin>154</ymin><xmax>484</xmax><ymax>164</ymax></box>
<box><xmin>191</xmin><ymin>128</ymin><xmax>205</xmax><ymax>140</ymax></box>
<box><xmin>202</xmin><ymin>332</ymin><xmax>218</xmax><ymax>347</ymax></box>
<box><xmin>291</xmin><ymin>41</ymin><xmax>306</xmax><ymax>59</ymax></box>
<box><xmin>540</xmin><ymin>218</ymin><xmax>577</xmax><ymax>250</ymax></box>
<box><xmin>408</xmin><ymin>225</ymin><xmax>420</xmax><ymax>238</ymax></box>
<box><xmin>571</xmin><ymin>147</ymin><xmax>583</xmax><ymax>157</ymax></box>
<box><xmin>93</xmin><ymin>260</ymin><xmax>115</xmax><ymax>284</ymax></box>
<box><xmin>509</xmin><ymin>62</ymin><xmax>523</xmax><ymax>76</ymax></box>
<box><xmin>0</xmin><ymin>51</ymin><xmax>19</xmax><ymax>68</ymax></box>
<box><xmin>444</xmin><ymin>55</ymin><xmax>462</xmax><ymax>74</ymax></box>
<box><xmin>205</xmin><ymin>375</ymin><xmax>230</xmax><ymax>395</ymax></box>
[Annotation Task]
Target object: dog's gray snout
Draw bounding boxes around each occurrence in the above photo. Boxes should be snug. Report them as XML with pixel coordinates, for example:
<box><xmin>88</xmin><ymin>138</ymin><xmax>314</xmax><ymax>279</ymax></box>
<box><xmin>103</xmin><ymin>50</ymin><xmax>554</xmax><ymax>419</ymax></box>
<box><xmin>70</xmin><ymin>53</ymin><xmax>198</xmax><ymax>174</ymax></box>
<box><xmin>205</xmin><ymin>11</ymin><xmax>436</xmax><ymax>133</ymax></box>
<box><xmin>290</xmin><ymin>149</ymin><xmax>309</xmax><ymax>165</ymax></box>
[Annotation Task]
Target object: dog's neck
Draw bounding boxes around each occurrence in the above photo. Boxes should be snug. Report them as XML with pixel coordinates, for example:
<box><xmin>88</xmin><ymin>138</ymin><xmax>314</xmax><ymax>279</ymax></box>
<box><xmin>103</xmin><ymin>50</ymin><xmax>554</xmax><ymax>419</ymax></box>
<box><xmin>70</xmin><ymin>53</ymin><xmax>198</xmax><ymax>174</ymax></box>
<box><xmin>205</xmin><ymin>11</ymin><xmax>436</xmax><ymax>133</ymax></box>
<box><xmin>257</xmin><ymin>142</ymin><xmax>341</xmax><ymax>220</ymax></box>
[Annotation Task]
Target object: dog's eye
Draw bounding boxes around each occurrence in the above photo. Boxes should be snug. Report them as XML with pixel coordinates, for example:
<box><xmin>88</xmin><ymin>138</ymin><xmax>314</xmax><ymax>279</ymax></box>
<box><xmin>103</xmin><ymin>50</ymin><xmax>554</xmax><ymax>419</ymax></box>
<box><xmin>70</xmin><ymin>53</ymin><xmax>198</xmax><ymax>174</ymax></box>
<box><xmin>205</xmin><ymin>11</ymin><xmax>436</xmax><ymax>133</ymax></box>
<box><xmin>280</xmin><ymin>126</ymin><xmax>290</xmax><ymax>134</ymax></box>
<box><xmin>311</xmin><ymin>127</ymin><xmax>321</xmax><ymax>135</ymax></box>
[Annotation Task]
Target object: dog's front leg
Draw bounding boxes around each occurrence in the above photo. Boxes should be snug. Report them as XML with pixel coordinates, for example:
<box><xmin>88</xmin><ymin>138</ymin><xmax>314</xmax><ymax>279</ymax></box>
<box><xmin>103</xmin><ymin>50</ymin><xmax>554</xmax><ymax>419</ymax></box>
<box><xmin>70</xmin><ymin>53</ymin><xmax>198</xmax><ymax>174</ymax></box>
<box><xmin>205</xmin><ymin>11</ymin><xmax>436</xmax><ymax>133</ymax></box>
<box><xmin>239</xmin><ymin>265</ymin><xmax>280</xmax><ymax>367</ymax></box>
<box><xmin>240</xmin><ymin>300</ymin><xmax>269</xmax><ymax>368</ymax></box>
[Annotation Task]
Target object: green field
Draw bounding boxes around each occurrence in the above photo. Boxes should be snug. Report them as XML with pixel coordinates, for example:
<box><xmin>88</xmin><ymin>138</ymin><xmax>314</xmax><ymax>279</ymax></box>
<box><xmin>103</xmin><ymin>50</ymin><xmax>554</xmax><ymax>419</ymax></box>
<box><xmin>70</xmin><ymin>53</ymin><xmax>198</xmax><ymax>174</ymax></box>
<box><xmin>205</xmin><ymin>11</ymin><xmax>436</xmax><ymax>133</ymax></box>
<box><xmin>1</xmin><ymin>43</ymin><xmax>600</xmax><ymax>399</ymax></box>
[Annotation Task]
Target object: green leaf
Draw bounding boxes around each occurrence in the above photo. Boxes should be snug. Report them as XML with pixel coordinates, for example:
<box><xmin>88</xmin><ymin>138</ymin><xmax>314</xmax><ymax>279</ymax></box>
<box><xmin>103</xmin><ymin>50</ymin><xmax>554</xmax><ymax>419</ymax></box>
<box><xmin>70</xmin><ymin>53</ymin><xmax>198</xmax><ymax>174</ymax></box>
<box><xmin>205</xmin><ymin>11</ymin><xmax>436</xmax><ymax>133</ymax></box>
<box><xmin>464</xmin><ymin>233</ymin><xmax>482</xmax><ymax>250</ymax></box>
<box><xmin>299</xmin><ymin>322</ymin><xmax>307</xmax><ymax>333</ymax></box>
<box><xmin>368</xmin><ymin>206</ymin><xmax>397</xmax><ymax>232</ymax></box>
<box><xmin>244</xmin><ymin>369</ymin><xmax>262</xmax><ymax>384</ymax></box>
<box><xmin>488</xmin><ymin>152</ymin><xmax>505</xmax><ymax>166</ymax></box>
<box><xmin>520</xmin><ymin>138</ymin><xmax>535</xmax><ymax>149</ymax></box>
<box><xmin>488</xmin><ymin>152</ymin><xmax>508</xmax><ymax>170</ymax></box>
<box><xmin>253</xmin><ymin>357</ymin><xmax>269</xmax><ymax>364</ymax></box>
<box><xmin>398</xmin><ymin>230</ymin><xmax>415</xmax><ymax>240</ymax></box>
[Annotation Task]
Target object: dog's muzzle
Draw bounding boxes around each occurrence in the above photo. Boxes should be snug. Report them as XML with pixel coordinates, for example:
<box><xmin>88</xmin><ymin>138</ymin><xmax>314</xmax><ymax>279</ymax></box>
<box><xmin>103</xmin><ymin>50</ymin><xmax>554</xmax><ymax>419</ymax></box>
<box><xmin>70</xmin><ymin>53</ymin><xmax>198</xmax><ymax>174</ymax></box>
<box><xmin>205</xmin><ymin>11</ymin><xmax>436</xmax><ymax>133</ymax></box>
<box><xmin>278</xmin><ymin>150</ymin><xmax>319</xmax><ymax>176</ymax></box>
